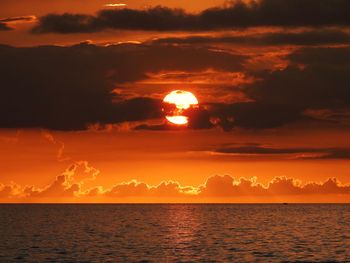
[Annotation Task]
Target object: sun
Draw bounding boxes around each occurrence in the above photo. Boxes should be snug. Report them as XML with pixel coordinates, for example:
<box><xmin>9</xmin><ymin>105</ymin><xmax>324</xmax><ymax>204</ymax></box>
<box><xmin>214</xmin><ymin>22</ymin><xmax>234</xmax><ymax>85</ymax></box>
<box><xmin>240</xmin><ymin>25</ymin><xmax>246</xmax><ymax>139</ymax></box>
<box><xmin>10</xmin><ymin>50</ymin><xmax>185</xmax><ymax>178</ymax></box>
<box><xmin>163</xmin><ymin>90</ymin><xmax>199</xmax><ymax>125</ymax></box>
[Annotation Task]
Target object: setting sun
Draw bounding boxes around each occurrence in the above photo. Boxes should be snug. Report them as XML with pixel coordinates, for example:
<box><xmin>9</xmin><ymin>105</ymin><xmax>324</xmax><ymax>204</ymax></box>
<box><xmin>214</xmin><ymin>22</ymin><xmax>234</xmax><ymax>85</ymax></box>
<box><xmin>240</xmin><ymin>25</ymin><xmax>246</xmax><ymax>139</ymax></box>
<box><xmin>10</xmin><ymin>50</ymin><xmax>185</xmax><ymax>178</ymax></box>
<box><xmin>163</xmin><ymin>90</ymin><xmax>199</xmax><ymax>125</ymax></box>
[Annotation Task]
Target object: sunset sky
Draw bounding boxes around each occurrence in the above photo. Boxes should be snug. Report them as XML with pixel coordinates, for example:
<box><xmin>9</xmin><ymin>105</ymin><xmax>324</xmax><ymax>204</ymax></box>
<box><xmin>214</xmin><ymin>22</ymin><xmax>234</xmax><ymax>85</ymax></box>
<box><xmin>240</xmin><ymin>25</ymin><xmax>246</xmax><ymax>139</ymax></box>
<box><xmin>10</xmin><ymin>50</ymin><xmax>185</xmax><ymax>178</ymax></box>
<box><xmin>1</xmin><ymin>0</ymin><xmax>350</xmax><ymax>202</ymax></box>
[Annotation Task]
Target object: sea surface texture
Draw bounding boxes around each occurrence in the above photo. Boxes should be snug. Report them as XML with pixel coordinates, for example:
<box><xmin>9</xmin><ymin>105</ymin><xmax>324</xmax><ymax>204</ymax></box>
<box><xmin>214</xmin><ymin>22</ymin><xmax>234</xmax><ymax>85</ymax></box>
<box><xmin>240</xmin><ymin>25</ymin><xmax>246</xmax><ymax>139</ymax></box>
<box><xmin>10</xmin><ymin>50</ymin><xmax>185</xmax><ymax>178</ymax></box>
<box><xmin>0</xmin><ymin>204</ymin><xmax>349</xmax><ymax>262</ymax></box>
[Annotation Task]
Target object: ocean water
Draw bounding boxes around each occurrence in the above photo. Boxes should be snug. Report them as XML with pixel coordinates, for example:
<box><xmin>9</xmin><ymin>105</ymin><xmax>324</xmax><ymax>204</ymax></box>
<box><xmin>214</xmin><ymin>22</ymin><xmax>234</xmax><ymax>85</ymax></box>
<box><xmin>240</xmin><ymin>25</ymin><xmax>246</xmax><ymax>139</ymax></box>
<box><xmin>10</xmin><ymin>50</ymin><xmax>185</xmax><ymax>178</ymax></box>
<box><xmin>0</xmin><ymin>204</ymin><xmax>349</xmax><ymax>262</ymax></box>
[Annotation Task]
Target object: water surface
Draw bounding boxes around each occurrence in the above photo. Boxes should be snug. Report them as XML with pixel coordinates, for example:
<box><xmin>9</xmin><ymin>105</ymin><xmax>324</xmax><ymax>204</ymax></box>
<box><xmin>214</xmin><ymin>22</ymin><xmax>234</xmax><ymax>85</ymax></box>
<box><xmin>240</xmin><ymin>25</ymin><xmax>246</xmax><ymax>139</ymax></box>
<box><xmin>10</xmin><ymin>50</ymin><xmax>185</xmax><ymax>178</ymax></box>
<box><xmin>0</xmin><ymin>204</ymin><xmax>349</xmax><ymax>262</ymax></box>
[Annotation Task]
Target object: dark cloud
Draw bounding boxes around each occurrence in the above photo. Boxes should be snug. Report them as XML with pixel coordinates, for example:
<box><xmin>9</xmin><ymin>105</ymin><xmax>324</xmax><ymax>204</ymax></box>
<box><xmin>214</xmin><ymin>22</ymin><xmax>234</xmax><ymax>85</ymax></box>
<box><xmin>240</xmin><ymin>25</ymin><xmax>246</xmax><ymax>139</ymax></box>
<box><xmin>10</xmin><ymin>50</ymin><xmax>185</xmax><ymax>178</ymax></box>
<box><xmin>152</xmin><ymin>30</ymin><xmax>350</xmax><ymax>46</ymax></box>
<box><xmin>136</xmin><ymin>101</ymin><xmax>306</xmax><ymax>131</ymax></box>
<box><xmin>214</xmin><ymin>145</ymin><xmax>350</xmax><ymax>159</ymax></box>
<box><xmin>1</xmin><ymin>43</ymin><xmax>349</xmax><ymax>131</ymax></box>
<box><xmin>246</xmin><ymin>47</ymin><xmax>350</xmax><ymax>110</ymax></box>
<box><xmin>210</xmin><ymin>102</ymin><xmax>303</xmax><ymax>130</ymax></box>
<box><xmin>0</xmin><ymin>16</ymin><xmax>36</xmax><ymax>31</ymax></box>
<box><xmin>0</xmin><ymin>16</ymin><xmax>36</xmax><ymax>23</ymax></box>
<box><xmin>33</xmin><ymin>0</ymin><xmax>350</xmax><ymax>33</ymax></box>
<box><xmin>215</xmin><ymin>145</ymin><xmax>318</xmax><ymax>154</ymax></box>
<box><xmin>200</xmin><ymin>46</ymin><xmax>350</xmax><ymax>130</ymax></box>
<box><xmin>191</xmin><ymin>46</ymin><xmax>350</xmax><ymax>130</ymax></box>
<box><xmin>0</xmin><ymin>22</ymin><xmax>11</xmax><ymax>31</ymax></box>
<box><xmin>134</xmin><ymin>106</ymin><xmax>213</xmax><ymax>131</ymax></box>
<box><xmin>0</xmin><ymin>42</ymin><xmax>245</xmax><ymax>130</ymax></box>
<box><xmin>33</xmin><ymin>13</ymin><xmax>98</xmax><ymax>33</ymax></box>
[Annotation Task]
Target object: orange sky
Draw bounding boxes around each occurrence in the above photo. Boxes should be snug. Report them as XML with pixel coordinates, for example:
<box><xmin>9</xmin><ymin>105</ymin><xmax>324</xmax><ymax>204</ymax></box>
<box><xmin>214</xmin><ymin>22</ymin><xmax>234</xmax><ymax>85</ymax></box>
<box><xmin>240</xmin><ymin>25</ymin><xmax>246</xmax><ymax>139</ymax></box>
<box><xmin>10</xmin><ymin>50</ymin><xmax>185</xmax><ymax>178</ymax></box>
<box><xmin>1</xmin><ymin>128</ymin><xmax>350</xmax><ymax>202</ymax></box>
<box><xmin>1</xmin><ymin>0</ymin><xmax>350</xmax><ymax>202</ymax></box>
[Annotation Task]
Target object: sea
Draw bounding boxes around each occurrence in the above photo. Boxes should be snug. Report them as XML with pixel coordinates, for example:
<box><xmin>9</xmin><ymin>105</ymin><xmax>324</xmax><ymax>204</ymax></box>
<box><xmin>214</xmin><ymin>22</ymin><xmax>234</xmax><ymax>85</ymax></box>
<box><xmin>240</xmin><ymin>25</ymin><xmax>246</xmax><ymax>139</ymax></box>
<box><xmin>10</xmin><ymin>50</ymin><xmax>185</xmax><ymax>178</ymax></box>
<box><xmin>0</xmin><ymin>204</ymin><xmax>349</xmax><ymax>262</ymax></box>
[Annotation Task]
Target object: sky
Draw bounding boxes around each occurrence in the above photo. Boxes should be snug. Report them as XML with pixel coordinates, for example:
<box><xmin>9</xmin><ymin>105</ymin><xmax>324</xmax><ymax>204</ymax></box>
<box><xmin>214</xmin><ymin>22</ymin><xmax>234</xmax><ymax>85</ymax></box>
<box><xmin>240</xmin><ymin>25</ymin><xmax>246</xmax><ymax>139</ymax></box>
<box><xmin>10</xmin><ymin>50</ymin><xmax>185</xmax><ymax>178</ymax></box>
<box><xmin>1</xmin><ymin>0</ymin><xmax>350</xmax><ymax>203</ymax></box>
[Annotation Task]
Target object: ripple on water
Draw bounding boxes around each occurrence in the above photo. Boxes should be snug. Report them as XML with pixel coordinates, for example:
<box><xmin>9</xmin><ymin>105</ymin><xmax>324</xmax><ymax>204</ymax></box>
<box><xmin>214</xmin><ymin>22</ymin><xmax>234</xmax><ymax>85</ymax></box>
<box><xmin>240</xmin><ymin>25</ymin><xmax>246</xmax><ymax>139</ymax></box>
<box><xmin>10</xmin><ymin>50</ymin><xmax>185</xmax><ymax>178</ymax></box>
<box><xmin>0</xmin><ymin>204</ymin><xmax>349</xmax><ymax>262</ymax></box>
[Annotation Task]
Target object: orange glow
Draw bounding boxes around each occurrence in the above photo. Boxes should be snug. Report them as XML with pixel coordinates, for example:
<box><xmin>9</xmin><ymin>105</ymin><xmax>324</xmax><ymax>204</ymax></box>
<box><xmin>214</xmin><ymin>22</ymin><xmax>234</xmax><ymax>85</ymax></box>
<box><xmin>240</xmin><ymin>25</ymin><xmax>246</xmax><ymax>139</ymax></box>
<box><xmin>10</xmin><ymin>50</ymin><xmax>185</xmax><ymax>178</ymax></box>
<box><xmin>163</xmin><ymin>90</ymin><xmax>199</xmax><ymax>125</ymax></box>
<box><xmin>165</xmin><ymin>116</ymin><xmax>188</xmax><ymax>125</ymax></box>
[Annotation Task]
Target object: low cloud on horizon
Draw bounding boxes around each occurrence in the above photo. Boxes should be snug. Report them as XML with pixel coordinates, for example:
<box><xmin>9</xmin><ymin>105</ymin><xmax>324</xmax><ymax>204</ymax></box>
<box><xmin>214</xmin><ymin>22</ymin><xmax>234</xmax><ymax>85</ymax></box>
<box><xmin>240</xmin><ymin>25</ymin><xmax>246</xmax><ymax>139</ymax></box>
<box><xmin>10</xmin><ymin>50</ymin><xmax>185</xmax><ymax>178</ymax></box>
<box><xmin>1</xmin><ymin>161</ymin><xmax>350</xmax><ymax>202</ymax></box>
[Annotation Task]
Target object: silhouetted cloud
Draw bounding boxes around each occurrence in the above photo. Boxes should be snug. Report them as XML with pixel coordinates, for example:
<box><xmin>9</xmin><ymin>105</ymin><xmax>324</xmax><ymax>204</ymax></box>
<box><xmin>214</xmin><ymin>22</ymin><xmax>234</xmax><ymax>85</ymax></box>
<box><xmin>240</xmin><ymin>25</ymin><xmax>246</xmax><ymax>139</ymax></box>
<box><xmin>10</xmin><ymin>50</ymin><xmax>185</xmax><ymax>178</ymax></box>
<box><xmin>0</xmin><ymin>22</ymin><xmax>11</xmax><ymax>31</ymax></box>
<box><xmin>33</xmin><ymin>0</ymin><xmax>350</xmax><ymax>33</ymax></box>
<box><xmin>1</xmin><ymin>42</ymin><xmax>349</xmax><ymax>130</ymax></box>
<box><xmin>213</xmin><ymin>145</ymin><xmax>350</xmax><ymax>159</ymax></box>
<box><xmin>0</xmin><ymin>42</ymin><xmax>245</xmax><ymax>130</ymax></box>
<box><xmin>0</xmin><ymin>16</ymin><xmax>36</xmax><ymax>31</ymax></box>
<box><xmin>210</xmin><ymin>102</ymin><xmax>303</xmax><ymax>130</ymax></box>
<box><xmin>135</xmin><ymin>107</ymin><xmax>214</xmax><ymax>130</ymax></box>
<box><xmin>1</xmin><ymin>172</ymin><xmax>350</xmax><ymax>200</ymax></box>
<box><xmin>0</xmin><ymin>16</ymin><xmax>36</xmax><ymax>23</ymax></box>
<box><xmin>136</xmin><ymin>46</ymin><xmax>350</xmax><ymax>130</ymax></box>
<box><xmin>152</xmin><ymin>30</ymin><xmax>350</xmax><ymax>46</ymax></box>
<box><xmin>209</xmin><ymin>46</ymin><xmax>350</xmax><ymax>130</ymax></box>
<box><xmin>246</xmin><ymin>47</ymin><xmax>350</xmax><ymax>110</ymax></box>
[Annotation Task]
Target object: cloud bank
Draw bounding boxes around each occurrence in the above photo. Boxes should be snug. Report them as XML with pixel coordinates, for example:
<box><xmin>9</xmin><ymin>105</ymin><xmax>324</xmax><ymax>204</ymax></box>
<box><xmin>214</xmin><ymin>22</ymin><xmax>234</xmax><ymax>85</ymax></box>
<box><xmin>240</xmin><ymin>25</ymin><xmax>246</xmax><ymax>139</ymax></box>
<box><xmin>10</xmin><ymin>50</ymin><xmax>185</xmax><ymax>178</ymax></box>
<box><xmin>1</xmin><ymin>43</ymin><xmax>350</xmax><ymax>131</ymax></box>
<box><xmin>0</xmin><ymin>42</ymin><xmax>245</xmax><ymax>130</ymax></box>
<box><xmin>213</xmin><ymin>145</ymin><xmax>350</xmax><ymax>159</ymax></box>
<box><xmin>152</xmin><ymin>29</ymin><xmax>350</xmax><ymax>46</ymax></box>
<box><xmin>1</xmin><ymin>163</ymin><xmax>350</xmax><ymax>202</ymax></box>
<box><xmin>33</xmin><ymin>0</ymin><xmax>350</xmax><ymax>33</ymax></box>
<box><xmin>0</xmin><ymin>16</ymin><xmax>36</xmax><ymax>31</ymax></box>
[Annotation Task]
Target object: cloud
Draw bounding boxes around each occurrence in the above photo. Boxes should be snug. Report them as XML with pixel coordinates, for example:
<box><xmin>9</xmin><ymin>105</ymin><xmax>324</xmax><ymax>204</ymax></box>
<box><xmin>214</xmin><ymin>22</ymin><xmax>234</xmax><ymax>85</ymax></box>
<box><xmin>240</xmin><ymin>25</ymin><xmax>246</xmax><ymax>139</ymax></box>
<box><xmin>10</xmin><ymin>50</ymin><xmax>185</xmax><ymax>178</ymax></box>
<box><xmin>133</xmin><ymin>46</ymin><xmax>350</xmax><ymax>131</ymax></box>
<box><xmin>0</xmin><ymin>16</ymin><xmax>36</xmax><ymax>31</ymax></box>
<box><xmin>23</xmin><ymin>161</ymin><xmax>99</xmax><ymax>198</ymax></box>
<box><xmin>24</xmin><ymin>175</ymin><xmax>80</xmax><ymax>198</ymax></box>
<box><xmin>104</xmin><ymin>180</ymin><xmax>196</xmax><ymax>197</ymax></box>
<box><xmin>246</xmin><ymin>47</ymin><xmax>350</xmax><ymax>110</ymax></box>
<box><xmin>0</xmin><ymin>183</ymin><xmax>22</xmax><ymax>198</ymax></box>
<box><xmin>1</xmin><ymin>42</ymin><xmax>349</xmax><ymax>131</ymax></box>
<box><xmin>208</xmin><ymin>46</ymin><xmax>350</xmax><ymax>130</ymax></box>
<box><xmin>33</xmin><ymin>0</ymin><xmax>350</xmax><ymax>33</ymax></box>
<box><xmin>2</xmin><ymin>172</ymin><xmax>350</xmax><ymax>201</ymax></box>
<box><xmin>152</xmin><ymin>29</ymin><xmax>350</xmax><ymax>46</ymax></box>
<box><xmin>0</xmin><ymin>22</ymin><xmax>11</xmax><ymax>31</ymax></box>
<box><xmin>0</xmin><ymin>16</ymin><xmax>36</xmax><ymax>23</ymax></box>
<box><xmin>41</xmin><ymin>131</ymin><xmax>71</xmax><ymax>162</ymax></box>
<box><xmin>135</xmin><ymin>106</ymin><xmax>214</xmax><ymax>130</ymax></box>
<box><xmin>213</xmin><ymin>145</ymin><xmax>350</xmax><ymax>159</ymax></box>
<box><xmin>209</xmin><ymin>102</ymin><xmax>303</xmax><ymax>130</ymax></box>
<box><xmin>199</xmin><ymin>175</ymin><xmax>266</xmax><ymax>196</ymax></box>
<box><xmin>199</xmin><ymin>175</ymin><xmax>350</xmax><ymax>197</ymax></box>
<box><xmin>0</xmin><ymin>42</ymin><xmax>245</xmax><ymax>130</ymax></box>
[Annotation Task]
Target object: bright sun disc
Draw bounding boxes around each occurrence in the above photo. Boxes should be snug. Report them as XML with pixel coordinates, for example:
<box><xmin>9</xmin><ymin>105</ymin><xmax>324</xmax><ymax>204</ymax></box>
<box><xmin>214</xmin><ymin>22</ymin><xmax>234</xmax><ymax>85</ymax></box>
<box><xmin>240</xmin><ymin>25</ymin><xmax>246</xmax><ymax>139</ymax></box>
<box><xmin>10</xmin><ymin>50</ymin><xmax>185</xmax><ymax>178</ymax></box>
<box><xmin>163</xmin><ymin>90</ymin><xmax>199</xmax><ymax>125</ymax></box>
